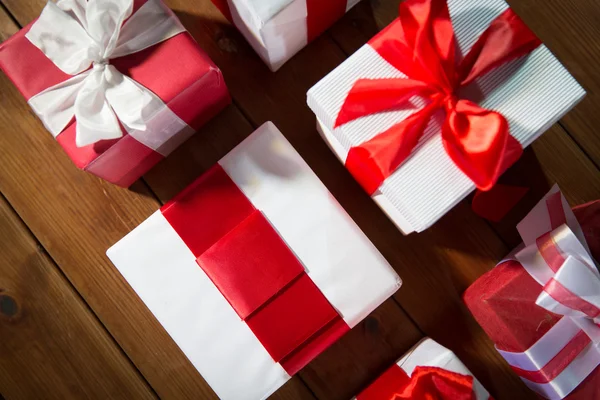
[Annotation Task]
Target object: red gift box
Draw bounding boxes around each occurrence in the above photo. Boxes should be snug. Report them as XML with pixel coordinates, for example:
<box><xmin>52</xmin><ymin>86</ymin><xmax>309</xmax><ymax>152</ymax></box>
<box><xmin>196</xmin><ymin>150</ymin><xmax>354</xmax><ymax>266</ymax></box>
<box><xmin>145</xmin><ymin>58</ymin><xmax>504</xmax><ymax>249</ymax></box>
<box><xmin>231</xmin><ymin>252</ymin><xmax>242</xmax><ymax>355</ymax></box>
<box><xmin>0</xmin><ymin>0</ymin><xmax>230</xmax><ymax>187</ymax></box>
<box><xmin>465</xmin><ymin>194</ymin><xmax>600</xmax><ymax>399</ymax></box>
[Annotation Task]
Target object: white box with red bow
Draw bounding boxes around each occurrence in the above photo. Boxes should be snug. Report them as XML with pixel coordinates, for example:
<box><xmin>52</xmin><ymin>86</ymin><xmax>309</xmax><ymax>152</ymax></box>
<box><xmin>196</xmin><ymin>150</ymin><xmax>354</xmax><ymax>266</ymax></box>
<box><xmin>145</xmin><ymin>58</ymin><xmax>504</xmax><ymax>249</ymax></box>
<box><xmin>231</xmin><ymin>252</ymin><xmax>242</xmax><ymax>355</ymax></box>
<box><xmin>307</xmin><ymin>0</ymin><xmax>585</xmax><ymax>234</ymax></box>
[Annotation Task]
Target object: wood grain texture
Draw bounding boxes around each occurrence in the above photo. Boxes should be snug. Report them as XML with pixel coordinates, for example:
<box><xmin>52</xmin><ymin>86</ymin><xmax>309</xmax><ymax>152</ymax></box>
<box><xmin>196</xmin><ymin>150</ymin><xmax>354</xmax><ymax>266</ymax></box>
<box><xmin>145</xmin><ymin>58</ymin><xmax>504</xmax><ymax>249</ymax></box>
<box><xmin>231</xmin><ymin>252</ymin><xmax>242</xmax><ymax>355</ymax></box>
<box><xmin>0</xmin><ymin>4</ymin><xmax>17</xmax><ymax>41</ymax></box>
<box><xmin>506</xmin><ymin>0</ymin><xmax>600</xmax><ymax>167</ymax></box>
<box><xmin>1</xmin><ymin>0</ymin><xmax>599</xmax><ymax>399</ymax></box>
<box><xmin>0</xmin><ymin>194</ymin><xmax>156</xmax><ymax>399</ymax></box>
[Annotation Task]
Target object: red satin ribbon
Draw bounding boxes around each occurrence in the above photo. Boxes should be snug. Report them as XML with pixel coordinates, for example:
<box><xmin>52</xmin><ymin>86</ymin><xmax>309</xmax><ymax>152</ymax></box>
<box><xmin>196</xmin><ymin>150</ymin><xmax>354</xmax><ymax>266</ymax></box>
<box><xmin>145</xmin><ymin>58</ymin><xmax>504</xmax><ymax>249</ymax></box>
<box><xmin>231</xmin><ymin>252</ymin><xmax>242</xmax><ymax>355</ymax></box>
<box><xmin>358</xmin><ymin>364</ymin><xmax>476</xmax><ymax>400</ymax></box>
<box><xmin>211</xmin><ymin>0</ymin><xmax>347</xmax><ymax>43</ymax></box>
<box><xmin>161</xmin><ymin>164</ymin><xmax>349</xmax><ymax>375</ymax></box>
<box><xmin>336</xmin><ymin>0</ymin><xmax>542</xmax><ymax>195</ymax></box>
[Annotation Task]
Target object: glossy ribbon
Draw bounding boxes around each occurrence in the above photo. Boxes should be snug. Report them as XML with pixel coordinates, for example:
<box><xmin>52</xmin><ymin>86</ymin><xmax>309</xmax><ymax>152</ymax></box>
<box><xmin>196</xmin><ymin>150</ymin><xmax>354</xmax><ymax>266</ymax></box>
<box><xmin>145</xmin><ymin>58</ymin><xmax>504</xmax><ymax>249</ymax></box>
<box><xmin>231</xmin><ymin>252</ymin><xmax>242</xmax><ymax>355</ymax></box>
<box><xmin>334</xmin><ymin>0</ymin><xmax>542</xmax><ymax>194</ymax></box>
<box><xmin>161</xmin><ymin>164</ymin><xmax>350</xmax><ymax>376</ymax></box>
<box><xmin>497</xmin><ymin>186</ymin><xmax>600</xmax><ymax>399</ymax></box>
<box><xmin>358</xmin><ymin>364</ymin><xmax>475</xmax><ymax>400</ymax></box>
<box><xmin>26</xmin><ymin>0</ymin><xmax>189</xmax><ymax>148</ymax></box>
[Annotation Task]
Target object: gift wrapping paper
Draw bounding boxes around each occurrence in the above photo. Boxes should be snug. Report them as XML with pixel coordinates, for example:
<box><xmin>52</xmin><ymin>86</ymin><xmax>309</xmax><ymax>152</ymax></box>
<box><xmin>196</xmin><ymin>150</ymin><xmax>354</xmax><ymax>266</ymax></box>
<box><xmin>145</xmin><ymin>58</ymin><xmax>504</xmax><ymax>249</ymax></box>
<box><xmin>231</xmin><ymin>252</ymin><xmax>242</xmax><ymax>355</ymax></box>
<box><xmin>107</xmin><ymin>122</ymin><xmax>401</xmax><ymax>400</ymax></box>
<box><xmin>0</xmin><ymin>0</ymin><xmax>230</xmax><ymax>187</ymax></box>
<box><xmin>307</xmin><ymin>0</ymin><xmax>585</xmax><ymax>234</ymax></box>
<box><xmin>465</xmin><ymin>187</ymin><xmax>600</xmax><ymax>399</ymax></box>
<box><xmin>355</xmin><ymin>338</ymin><xmax>489</xmax><ymax>400</ymax></box>
<box><xmin>212</xmin><ymin>0</ymin><xmax>361</xmax><ymax>71</ymax></box>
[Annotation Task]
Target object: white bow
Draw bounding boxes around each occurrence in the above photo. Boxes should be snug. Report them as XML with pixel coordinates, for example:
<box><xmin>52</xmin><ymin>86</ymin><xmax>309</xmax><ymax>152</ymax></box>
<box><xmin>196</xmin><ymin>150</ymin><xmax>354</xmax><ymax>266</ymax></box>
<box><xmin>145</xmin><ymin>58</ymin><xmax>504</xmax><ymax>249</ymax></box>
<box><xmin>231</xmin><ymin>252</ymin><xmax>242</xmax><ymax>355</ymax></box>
<box><xmin>26</xmin><ymin>0</ymin><xmax>187</xmax><ymax>147</ymax></box>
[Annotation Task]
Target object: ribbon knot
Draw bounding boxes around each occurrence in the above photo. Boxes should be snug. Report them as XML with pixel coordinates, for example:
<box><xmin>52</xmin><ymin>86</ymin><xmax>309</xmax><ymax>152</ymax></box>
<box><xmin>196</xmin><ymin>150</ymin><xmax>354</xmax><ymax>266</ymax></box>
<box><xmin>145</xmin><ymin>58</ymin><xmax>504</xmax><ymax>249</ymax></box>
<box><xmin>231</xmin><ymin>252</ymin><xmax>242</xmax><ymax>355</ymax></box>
<box><xmin>334</xmin><ymin>0</ymin><xmax>542</xmax><ymax>195</ymax></box>
<box><xmin>92</xmin><ymin>60</ymin><xmax>110</xmax><ymax>70</ymax></box>
<box><xmin>25</xmin><ymin>0</ymin><xmax>186</xmax><ymax>147</ymax></box>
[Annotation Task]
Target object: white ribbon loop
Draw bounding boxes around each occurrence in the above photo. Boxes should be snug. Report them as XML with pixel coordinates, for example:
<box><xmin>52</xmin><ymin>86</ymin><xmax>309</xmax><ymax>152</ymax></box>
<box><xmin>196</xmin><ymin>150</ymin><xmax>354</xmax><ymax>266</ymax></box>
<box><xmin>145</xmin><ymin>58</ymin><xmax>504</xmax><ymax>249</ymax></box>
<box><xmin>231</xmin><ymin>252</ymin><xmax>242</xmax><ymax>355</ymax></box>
<box><xmin>537</xmin><ymin>256</ymin><xmax>600</xmax><ymax>324</ymax></box>
<box><xmin>514</xmin><ymin>186</ymin><xmax>600</xmax><ymax>327</ymax></box>
<box><xmin>500</xmin><ymin>186</ymin><xmax>600</xmax><ymax>398</ymax></box>
<box><xmin>25</xmin><ymin>0</ymin><xmax>187</xmax><ymax>147</ymax></box>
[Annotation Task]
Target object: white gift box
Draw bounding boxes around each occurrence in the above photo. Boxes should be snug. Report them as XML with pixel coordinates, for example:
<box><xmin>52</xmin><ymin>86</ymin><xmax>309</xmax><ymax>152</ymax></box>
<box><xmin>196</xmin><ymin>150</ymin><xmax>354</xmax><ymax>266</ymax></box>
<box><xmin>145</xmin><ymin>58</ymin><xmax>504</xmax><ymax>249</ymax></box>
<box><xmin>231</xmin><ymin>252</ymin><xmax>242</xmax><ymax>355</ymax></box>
<box><xmin>107</xmin><ymin>122</ymin><xmax>401</xmax><ymax>400</ymax></box>
<box><xmin>223</xmin><ymin>0</ymin><xmax>361</xmax><ymax>71</ymax></box>
<box><xmin>354</xmin><ymin>338</ymin><xmax>489</xmax><ymax>399</ymax></box>
<box><xmin>307</xmin><ymin>0</ymin><xmax>585</xmax><ymax>234</ymax></box>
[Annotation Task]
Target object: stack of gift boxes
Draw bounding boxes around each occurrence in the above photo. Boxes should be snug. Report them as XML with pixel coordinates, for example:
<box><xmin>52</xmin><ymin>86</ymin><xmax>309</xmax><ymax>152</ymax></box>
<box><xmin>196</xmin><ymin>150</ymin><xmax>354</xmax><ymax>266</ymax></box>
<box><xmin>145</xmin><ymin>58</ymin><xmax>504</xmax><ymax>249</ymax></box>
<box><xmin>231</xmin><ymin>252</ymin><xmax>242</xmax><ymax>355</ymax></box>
<box><xmin>1</xmin><ymin>0</ymin><xmax>597</xmax><ymax>398</ymax></box>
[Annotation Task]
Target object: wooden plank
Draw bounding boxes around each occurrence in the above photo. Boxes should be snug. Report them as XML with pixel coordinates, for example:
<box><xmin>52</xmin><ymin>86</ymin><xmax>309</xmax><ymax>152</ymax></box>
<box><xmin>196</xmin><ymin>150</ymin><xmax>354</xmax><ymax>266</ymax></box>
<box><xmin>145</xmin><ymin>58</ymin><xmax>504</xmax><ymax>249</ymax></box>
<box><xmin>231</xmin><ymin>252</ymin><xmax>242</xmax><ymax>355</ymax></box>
<box><xmin>0</xmin><ymin>4</ymin><xmax>17</xmax><ymax>41</ymax></box>
<box><xmin>0</xmin><ymin>194</ymin><xmax>157</xmax><ymax>400</ymax></box>
<box><xmin>506</xmin><ymin>0</ymin><xmax>600</xmax><ymax>167</ymax></box>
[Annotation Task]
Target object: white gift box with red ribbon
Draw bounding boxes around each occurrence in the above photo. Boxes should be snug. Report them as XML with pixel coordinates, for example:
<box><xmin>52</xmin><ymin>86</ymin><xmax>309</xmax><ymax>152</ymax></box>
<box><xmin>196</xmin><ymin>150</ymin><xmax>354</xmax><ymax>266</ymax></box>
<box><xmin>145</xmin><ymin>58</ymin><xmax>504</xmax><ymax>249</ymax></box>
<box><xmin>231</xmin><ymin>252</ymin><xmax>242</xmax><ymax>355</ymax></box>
<box><xmin>107</xmin><ymin>122</ymin><xmax>401</xmax><ymax>400</ymax></box>
<box><xmin>354</xmin><ymin>338</ymin><xmax>489</xmax><ymax>400</ymax></box>
<box><xmin>214</xmin><ymin>0</ymin><xmax>360</xmax><ymax>71</ymax></box>
<box><xmin>306</xmin><ymin>0</ymin><xmax>585</xmax><ymax>234</ymax></box>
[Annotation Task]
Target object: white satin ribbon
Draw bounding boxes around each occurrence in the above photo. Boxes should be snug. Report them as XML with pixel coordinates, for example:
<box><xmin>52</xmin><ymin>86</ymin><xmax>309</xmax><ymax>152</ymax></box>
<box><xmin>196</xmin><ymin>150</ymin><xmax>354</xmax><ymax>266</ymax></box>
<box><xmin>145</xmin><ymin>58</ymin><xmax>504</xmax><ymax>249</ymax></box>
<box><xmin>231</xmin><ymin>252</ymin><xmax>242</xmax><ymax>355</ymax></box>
<box><xmin>496</xmin><ymin>185</ymin><xmax>600</xmax><ymax>399</ymax></box>
<box><xmin>26</xmin><ymin>0</ymin><xmax>192</xmax><ymax>152</ymax></box>
<box><xmin>515</xmin><ymin>186</ymin><xmax>600</xmax><ymax>330</ymax></box>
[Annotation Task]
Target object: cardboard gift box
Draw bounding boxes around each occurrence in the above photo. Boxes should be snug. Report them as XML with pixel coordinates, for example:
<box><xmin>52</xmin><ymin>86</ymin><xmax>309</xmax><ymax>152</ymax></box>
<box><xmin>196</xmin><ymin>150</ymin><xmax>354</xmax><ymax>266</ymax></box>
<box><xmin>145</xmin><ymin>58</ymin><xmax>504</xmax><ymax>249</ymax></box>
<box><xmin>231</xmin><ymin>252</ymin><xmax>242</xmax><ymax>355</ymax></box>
<box><xmin>107</xmin><ymin>122</ymin><xmax>401</xmax><ymax>400</ymax></box>
<box><xmin>465</xmin><ymin>187</ymin><xmax>600</xmax><ymax>399</ymax></box>
<box><xmin>356</xmin><ymin>338</ymin><xmax>489</xmax><ymax>400</ymax></box>
<box><xmin>307</xmin><ymin>0</ymin><xmax>585</xmax><ymax>234</ymax></box>
<box><xmin>211</xmin><ymin>0</ymin><xmax>361</xmax><ymax>71</ymax></box>
<box><xmin>0</xmin><ymin>0</ymin><xmax>230</xmax><ymax>187</ymax></box>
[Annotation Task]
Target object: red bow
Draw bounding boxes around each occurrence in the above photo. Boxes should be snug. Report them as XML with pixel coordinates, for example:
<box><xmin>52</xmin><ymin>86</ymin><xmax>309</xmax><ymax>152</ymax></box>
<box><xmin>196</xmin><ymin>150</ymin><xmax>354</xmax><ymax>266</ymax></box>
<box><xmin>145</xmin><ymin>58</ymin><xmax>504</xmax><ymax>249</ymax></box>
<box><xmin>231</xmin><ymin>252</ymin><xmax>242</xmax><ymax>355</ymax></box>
<box><xmin>335</xmin><ymin>0</ymin><xmax>542</xmax><ymax>194</ymax></box>
<box><xmin>358</xmin><ymin>365</ymin><xmax>476</xmax><ymax>400</ymax></box>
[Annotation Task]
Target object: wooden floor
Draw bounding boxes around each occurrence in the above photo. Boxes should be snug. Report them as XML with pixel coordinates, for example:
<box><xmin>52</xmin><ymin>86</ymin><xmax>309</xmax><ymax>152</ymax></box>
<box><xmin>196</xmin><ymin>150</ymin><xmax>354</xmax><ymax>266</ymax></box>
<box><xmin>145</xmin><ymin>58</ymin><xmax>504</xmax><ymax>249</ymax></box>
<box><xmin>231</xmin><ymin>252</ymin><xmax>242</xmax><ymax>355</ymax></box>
<box><xmin>1</xmin><ymin>0</ymin><xmax>599</xmax><ymax>399</ymax></box>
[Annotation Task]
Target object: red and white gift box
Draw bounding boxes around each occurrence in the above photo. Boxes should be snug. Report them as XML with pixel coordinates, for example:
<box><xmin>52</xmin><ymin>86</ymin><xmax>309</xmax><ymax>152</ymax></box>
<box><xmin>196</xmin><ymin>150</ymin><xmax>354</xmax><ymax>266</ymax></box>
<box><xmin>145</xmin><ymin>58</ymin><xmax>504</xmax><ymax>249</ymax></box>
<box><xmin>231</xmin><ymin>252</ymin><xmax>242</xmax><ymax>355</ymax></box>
<box><xmin>211</xmin><ymin>0</ymin><xmax>360</xmax><ymax>71</ymax></box>
<box><xmin>465</xmin><ymin>187</ymin><xmax>600</xmax><ymax>399</ymax></box>
<box><xmin>0</xmin><ymin>0</ymin><xmax>230</xmax><ymax>187</ymax></box>
<box><xmin>356</xmin><ymin>338</ymin><xmax>489</xmax><ymax>400</ymax></box>
<box><xmin>307</xmin><ymin>0</ymin><xmax>585</xmax><ymax>234</ymax></box>
<box><xmin>107</xmin><ymin>122</ymin><xmax>401</xmax><ymax>400</ymax></box>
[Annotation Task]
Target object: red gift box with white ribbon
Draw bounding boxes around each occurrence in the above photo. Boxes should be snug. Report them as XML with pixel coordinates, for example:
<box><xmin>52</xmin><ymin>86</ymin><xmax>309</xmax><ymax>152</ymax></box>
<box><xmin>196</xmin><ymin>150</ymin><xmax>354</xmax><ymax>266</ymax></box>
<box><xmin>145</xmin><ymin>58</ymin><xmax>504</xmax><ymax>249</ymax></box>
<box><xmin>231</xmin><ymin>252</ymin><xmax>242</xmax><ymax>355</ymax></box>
<box><xmin>355</xmin><ymin>338</ymin><xmax>490</xmax><ymax>400</ymax></box>
<box><xmin>465</xmin><ymin>187</ymin><xmax>600</xmax><ymax>399</ymax></box>
<box><xmin>0</xmin><ymin>0</ymin><xmax>230</xmax><ymax>187</ymax></box>
<box><xmin>307</xmin><ymin>0</ymin><xmax>585</xmax><ymax>234</ymax></box>
<box><xmin>107</xmin><ymin>122</ymin><xmax>401</xmax><ymax>400</ymax></box>
<box><xmin>211</xmin><ymin>0</ymin><xmax>361</xmax><ymax>71</ymax></box>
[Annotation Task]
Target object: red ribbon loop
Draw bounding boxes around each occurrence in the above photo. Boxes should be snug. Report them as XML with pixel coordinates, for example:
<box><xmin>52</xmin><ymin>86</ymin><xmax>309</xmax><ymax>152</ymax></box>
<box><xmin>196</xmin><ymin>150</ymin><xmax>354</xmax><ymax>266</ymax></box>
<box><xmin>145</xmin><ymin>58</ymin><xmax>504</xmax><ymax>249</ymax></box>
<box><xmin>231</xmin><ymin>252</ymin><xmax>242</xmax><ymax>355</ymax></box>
<box><xmin>358</xmin><ymin>364</ymin><xmax>475</xmax><ymax>400</ymax></box>
<box><xmin>337</xmin><ymin>0</ymin><xmax>542</xmax><ymax>194</ymax></box>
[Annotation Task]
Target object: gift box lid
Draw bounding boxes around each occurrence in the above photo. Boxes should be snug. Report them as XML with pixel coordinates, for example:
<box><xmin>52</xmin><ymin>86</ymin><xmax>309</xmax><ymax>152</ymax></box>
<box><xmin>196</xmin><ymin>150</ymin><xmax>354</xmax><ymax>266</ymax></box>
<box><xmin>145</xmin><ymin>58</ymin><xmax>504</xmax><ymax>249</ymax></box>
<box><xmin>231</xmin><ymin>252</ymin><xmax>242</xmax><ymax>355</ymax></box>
<box><xmin>307</xmin><ymin>0</ymin><xmax>586</xmax><ymax>234</ymax></box>
<box><xmin>107</xmin><ymin>122</ymin><xmax>401</xmax><ymax>400</ymax></box>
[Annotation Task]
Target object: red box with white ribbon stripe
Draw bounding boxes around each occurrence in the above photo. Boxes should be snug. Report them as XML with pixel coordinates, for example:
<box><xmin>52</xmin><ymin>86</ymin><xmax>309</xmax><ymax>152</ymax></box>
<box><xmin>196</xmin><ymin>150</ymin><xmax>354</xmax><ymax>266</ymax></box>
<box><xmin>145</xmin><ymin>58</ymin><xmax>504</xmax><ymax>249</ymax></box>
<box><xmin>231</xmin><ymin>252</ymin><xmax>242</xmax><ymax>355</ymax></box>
<box><xmin>0</xmin><ymin>0</ymin><xmax>230</xmax><ymax>187</ymax></box>
<box><xmin>211</xmin><ymin>0</ymin><xmax>361</xmax><ymax>71</ymax></box>
<box><xmin>107</xmin><ymin>122</ymin><xmax>401</xmax><ymax>400</ymax></box>
<box><xmin>355</xmin><ymin>339</ymin><xmax>489</xmax><ymax>400</ymax></box>
<box><xmin>465</xmin><ymin>187</ymin><xmax>600</xmax><ymax>399</ymax></box>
